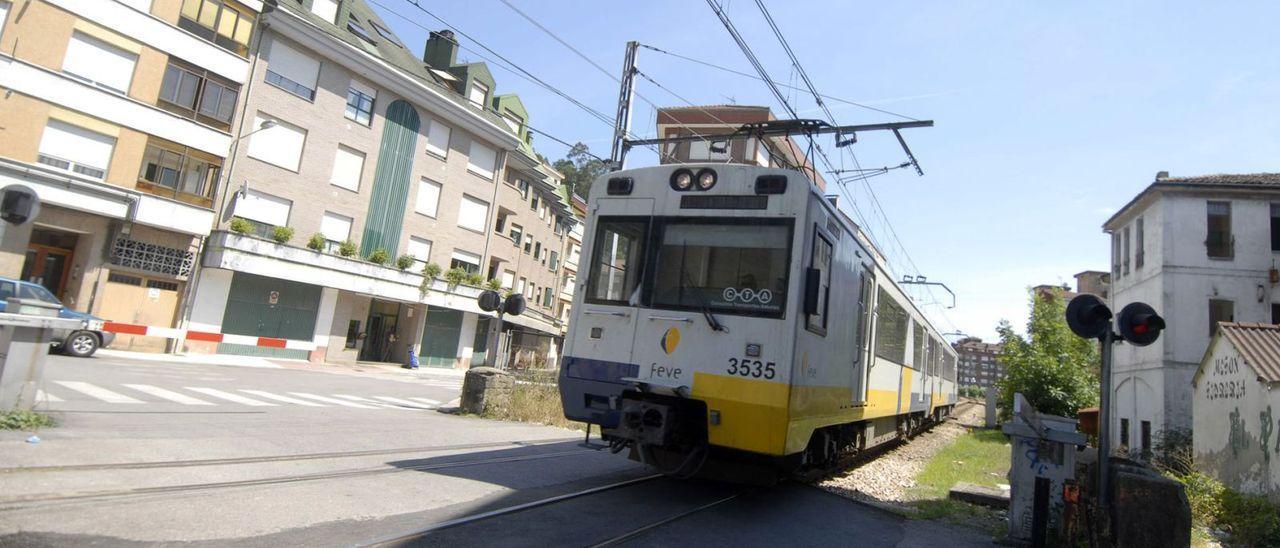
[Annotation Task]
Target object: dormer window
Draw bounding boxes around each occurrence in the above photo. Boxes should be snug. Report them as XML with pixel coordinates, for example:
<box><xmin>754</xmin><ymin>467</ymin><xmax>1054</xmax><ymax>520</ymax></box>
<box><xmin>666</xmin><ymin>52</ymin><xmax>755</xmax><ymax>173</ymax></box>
<box><xmin>468</xmin><ymin>81</ymin><xmax>489</xmax><ymax>110</ymax></box>
<box><xmin>347</xmin><ymin>20</ymin><xmax>376</xmax><ymax>46</ymax></box>
<box><xmin>502</xmin><ymin>110</ymin><xmax>524</xmax><ymax>134</ymax></box>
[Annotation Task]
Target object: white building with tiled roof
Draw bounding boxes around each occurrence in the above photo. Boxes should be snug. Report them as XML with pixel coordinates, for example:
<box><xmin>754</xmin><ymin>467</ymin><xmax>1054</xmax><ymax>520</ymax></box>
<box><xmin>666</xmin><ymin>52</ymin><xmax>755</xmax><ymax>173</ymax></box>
<box><xmin>1104</xmin><ymin>171</ymin><xmax>1280</xmax><ymax>456</ymax></box>
<box><xmin>1193</xmin><ymin>322</ymin><xmax>1280</xmax><ymax>502</ymax></box>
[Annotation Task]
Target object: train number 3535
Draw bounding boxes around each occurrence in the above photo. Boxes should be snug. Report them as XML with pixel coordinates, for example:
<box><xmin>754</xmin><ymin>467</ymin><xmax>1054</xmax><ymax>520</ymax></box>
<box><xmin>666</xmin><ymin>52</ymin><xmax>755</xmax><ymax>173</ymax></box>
<box><xmin>727</xmin><ymin>358</ymin><xmax>776</xmax><ymax>379</ymax></box>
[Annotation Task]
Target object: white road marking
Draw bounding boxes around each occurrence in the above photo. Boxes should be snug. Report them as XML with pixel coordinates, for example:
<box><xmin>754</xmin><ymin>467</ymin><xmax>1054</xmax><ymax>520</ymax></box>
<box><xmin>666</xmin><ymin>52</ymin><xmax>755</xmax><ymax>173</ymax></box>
<box><xmin>410</xmin><ymin>397</ymin><xmax>443</xmax><ymax>406</ymax></box>
<box><xmin>287</xmin><ymin>392</ymin><xmax>378</xmax><ymax>409</ymax></box>
<box><xmin>55</xmin><ymin>381</ymin><xmax>144</xmax><ymax>404</ymax></box>
<box><xmin>332</xmin><ymin>394</ymin><xmax>404</xmax><ymax>409</ymax></box>
<box><xmin>36</xmin><ymin>390</ymin><xmax>63</xmax><ymax>403</ymax></box>
<box><xmin>184</xmin><ymin>387</ymin><xmax>277</xmax><ymax>407</ymax></box>
<box><xmin>373</xmin><ymin>396</ymin><xmax>437</xmax><ymax>409</ymax></box>
<box><xmin>123</xmin><ymin>384</ymin><xmax>215</xmax><ymax>406</ymax></box>
<box><xmin>239</xmin><ymin>390</ymin><xmax>326</xmax><ymax>406</ymax></box>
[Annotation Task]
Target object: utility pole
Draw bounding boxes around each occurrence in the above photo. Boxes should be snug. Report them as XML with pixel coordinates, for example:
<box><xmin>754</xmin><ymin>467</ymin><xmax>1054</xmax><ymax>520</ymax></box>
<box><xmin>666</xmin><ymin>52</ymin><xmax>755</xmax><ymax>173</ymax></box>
<box><xmin>609</xmin><ymin>41</ymin><xmax>639</xmax><ymax>171</ymax></box>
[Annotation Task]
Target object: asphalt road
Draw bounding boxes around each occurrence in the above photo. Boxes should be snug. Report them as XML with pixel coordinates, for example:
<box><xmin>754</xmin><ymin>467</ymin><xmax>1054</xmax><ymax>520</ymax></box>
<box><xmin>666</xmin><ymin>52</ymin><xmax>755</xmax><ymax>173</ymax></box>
<box><xmin>0</xmin><ymin>353</ymin><xmax>994</xmax><ymax>546</ymax></box>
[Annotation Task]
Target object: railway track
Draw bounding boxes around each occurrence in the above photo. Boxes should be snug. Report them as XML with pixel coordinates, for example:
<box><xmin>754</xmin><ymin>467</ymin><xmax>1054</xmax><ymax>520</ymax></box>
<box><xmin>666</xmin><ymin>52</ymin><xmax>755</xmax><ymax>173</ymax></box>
<box><xmin>0</xmin><ymin>442</ymin><xmax>593</xmax><ymax>508</ymax></box>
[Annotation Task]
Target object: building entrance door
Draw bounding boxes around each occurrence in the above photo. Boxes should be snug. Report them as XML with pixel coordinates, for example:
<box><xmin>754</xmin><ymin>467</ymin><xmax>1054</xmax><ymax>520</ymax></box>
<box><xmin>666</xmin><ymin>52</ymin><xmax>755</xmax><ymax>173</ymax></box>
<box><xmin>20</xmin><ymin>229</ymin><xmax>79</xmax><ymax>300</ymax></box>
<box><xmin>360</xmin><ymin>300</ymin><xmax>401</xmax><ymax>362</ymax></box>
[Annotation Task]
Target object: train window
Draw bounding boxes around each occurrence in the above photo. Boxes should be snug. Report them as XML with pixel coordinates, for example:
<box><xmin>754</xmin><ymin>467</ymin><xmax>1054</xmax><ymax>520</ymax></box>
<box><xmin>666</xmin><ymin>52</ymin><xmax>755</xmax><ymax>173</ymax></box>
<box><xmin>929</xmin><ymin>338</ymin><xmax>941</xmax><ymax>376</ymax></box>
<box><xmin>874</xmin><ymin>287</ymin><xmax>908</xmax><ymax>364</ymax></box>
<box><xmin>585</xmin><ymin>218</ymin><xmax>648</xmax><ymax>305</ymax></box>
<box><xmin>912</xmin><ymin>323</ymin><xmax>925</xmax><ymax>371</ymax></box>
<box><xmin>649</xmin><ymin>219</ymin><xmax>791</xmax><ymax>318</ymax></box>
<box><xmin>805</xmin><ymin>229</ymin><xmax>833</xmax><ymax>333</ymax></box>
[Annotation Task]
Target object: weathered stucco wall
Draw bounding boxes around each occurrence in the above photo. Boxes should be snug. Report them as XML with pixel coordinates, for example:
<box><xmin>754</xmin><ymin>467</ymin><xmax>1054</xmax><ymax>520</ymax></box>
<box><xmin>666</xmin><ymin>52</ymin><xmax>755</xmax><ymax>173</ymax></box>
<box><xmin>1193</xmin><ymin>339</ymin><xmax>1280</xmax><ymax>502</ymax></box>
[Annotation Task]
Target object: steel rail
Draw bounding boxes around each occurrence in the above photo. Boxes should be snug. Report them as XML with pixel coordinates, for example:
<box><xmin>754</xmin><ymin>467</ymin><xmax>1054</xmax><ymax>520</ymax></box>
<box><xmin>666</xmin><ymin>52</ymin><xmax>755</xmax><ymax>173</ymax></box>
<box><xmin>586</xmin><ymin>491</ymin><xmax>746</xmax><ymax>547</ymax></box>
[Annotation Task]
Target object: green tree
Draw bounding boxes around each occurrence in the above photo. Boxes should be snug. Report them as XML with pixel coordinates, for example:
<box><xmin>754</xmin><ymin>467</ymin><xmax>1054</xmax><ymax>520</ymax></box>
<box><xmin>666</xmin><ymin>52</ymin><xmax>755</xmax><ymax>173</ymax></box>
<box><xmin>552</xmin><ymin>142</ymin><xmax>608</xmax><ymax>200</ymax></box>
<box><xmin>995</xmin><ymin>287</ymin><xmax>1099</xmax><ymax>420</ymax></box>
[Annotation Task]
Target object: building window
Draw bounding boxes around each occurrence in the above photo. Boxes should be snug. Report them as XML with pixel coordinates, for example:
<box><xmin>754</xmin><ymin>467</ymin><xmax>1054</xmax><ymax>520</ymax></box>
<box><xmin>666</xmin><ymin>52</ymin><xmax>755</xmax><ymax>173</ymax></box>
<box><xmin>457</xmin><ymin>195</ymin><xmax>490</xmax><ymax>233</ymax></box>
<box><xmin>468</xmin><ymin>81</ymin><xmax>489</xmax><ymax>110</ymax></box>
<box><xmin>1271</xmin><ymin>204</ymin><xmax>1280</xmax><ymax>253</ymax></box>
<box><xmin>509</xmin><ymin>223</ymin><xmax>524</xmax><ymax>247</ymax></box>
<box><xmin>524</xmin><ymin>234</ymin><xmax>532</xmax><ymax>254</ymax></box>
<box><xmin>494</xmin><ymin>211</ymin><xmax>508</xmax><ymax>234</ymax></box>
<box><xmin>807</xmin><ymin>230</ymin><xmax>833</xmax><ymax>334</ymax></box>
<box><xmin>1140</xmin><ymin>420</ymin><xmax>1152</xmax><ymax>458</ymax></box>
<box><xmin>370</xmin><ymin>21</ymin><xmax>403</xmax><ymax>48</ymax></box>
<box><xmin>1111</xmin><ymin>232</ymin><xmax>1121</xmax><ymax>279</ymax></box>
<box><xmin>415</xmin><ymin>178</ymin><xmax>441</xmax><ymax>217</ymax></box>
<box><xmin>347</xmin><ymin>19</ymin><xmax>376</xmax><ymax>46</ymax></box>
<box><xmin>406</xmin><ymin>236</ymin><xmax>432</xmax><ymax>268</ymax></box>
<box><xmin>0</xmin><ymin>3</ymin><xmax>10</xmax><ymax>43</ymax></box>
<box><xmin>158</xmin><ymin>60</ymin><xmax>239</xmax><ymax>130</ymax></box>
<box><xmin>1272</xmin><ymin>303</ymin><xmax>1280</xmax><ymax>324</ymax></box>
<box><xmin>345</xmin><ymin>82</ymin><xmax>375</xmax><ymax>126</ymax></box>
<box><xmin>138</xmin><ymin>142</ymin><xmax>221</xmax><ymax>202</ymax></box>
<box><xmin>245</xmin><ymin>114</ymin><xmax>306</xmax><ymax>172</ymax></box>
<box><xmin>543</xmin><ymin>287</ymin><xmax>553</xmax><ymax>308</ymax></box>
<box><xmin>319</xmin><ymin>211</ymin><xmax>352</xmax><ymax>251</ymax></box>
<box><xmin>467</xmin><ymin>141</ymin><xmax>497</xmax><ymax>180</ymax></box>
<box><xmin>502</xmin><ymin>110</ymin><xmax>523</xmax><ymax>134</ymax></box>
<box><xmin>1122</xmin><ymin>226</ymin><xmax>1130</xmax><ymax>275</ymax></box>
<box><xmin>517</xmin><ymin>277</ymin><xmax>526</xmax><ymax>294</ymax></box>
<box><xmin>330</xmin><ymin>145</ymin><xmax>365</xmax><ymax>192</ymax></box>
<box><xmin>62</xmin><ymin>32</ymin><xmax>138</xmax><ymax>95</ymax></box>
<box><xmin>265</xmin><ymin>39</ymin><xmax>320</xmax><ymax>101</ymax></box>
<box><xmin>345</xmin><ymin>320</ymin><xmax>361</xmax><ymax>349</ymax></box>
<box><xmin>1120</xmin><ymin>418</ymin><xmax>1130</xmax><ymax>448</ymax></box>
<box><xmin>37</xmin><ymin>119</ymin><xmax>115</xmax><ymax>180</ymax></box>
<box><xmin>550</xmin><ymin>250</ymin><xmax>559</xmax><ymax>271</ymax></box>
<box><xmin>425</xmin><ymin>119</ymin><xmax>450</xmax><ymax>158</ymax></box>
<box><xmin>178</xmin><ymin>0</ymin><xmax>253</xmax><ymax>57</ymax></box>
<box><xmin>1135</xmin><ymin>216</ymin><xmax>1145</xmax><ymax>269</ymax></box>
<box><xmin>516</xmin><ymin>178</ymin><xmax>529</xmax><ymax>199</ymax></box>
<box><xmin>1209</xmin><ymin>298</ymin><xmax>1234</xmax><ymax>337</ymax></box>
<box><xmin>530</xmin><ymin>194</ymin><xmax>539</xmax><ymax>212</ymax></box>
<box><xmin>534</xmin><ymin>241</ymin><xmax>541</xmax><ymax>259</ymax></box>
<box><xmin>310</xmin><ymin>0</ymin><xmax>338</xmax><ymax>23</ymax></box>
<box><xmin>501</xmin><ymin>270</ymin><xmax>515</xmax><ymax>289</ymax></box>
<box><xmin>450</xmin><ymin>250</ymin><xmax>481</xmax><ymax>274</ymax></box>
<box><xmin>1206</xmin><ymin>201</ymin><xmax>1232</xmax><ymax>258</ymax></box>
<box><xmin>234</xmin><ymin>189</ymin><xmax>291</xmax><ymax>228</ymax></box>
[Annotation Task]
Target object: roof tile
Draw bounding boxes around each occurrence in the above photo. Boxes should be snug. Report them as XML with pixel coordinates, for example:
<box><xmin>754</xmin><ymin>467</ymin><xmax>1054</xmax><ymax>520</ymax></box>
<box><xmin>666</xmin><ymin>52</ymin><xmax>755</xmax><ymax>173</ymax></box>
<box><xmin>1217</xmin><ymin>323</ymin><xmax>1280</xmax><ymax>383</ymax></box>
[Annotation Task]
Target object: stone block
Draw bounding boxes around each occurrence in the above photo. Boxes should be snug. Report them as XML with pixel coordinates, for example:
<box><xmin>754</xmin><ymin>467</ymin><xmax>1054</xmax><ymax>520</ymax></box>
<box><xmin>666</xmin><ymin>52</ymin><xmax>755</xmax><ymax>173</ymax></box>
<box><xmin>1112</xmin><ymin>464</ymin><xmax>1191</xmax><ymax>548</ymax></box>
<box><xmin>460</xmin><ymin>366</ymin><xmax>513</xmax><ymax>415</ymax></box>
<box><xmin>949</xmin><ymin>482</ymin><xmax>1010</xmax><ymax>509</ymax></box>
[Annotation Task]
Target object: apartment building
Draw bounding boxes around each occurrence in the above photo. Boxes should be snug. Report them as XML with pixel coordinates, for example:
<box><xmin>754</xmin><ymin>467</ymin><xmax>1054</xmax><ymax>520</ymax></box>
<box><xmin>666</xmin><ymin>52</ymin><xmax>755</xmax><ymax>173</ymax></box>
<box><xmin>953</xmin><ymin>337</ymin><xmax>1003</xmax><ymax>388</ymax></box>
<box><xmin>1105</xmin><ymin>171</ymin><xmax>1280</xmax><ymax>454</ymax></box>
<box><xmin>183</xmin><ymin>0</ymin><xmax>574</xmax><ymax>368</ymax></box>
<box><xmin>0</xmin><ymin>0</ymin><xmax>263</xmax><ymax>352</ymax></box>
<box><xmin>555</xmin><ymin>191</ymin><xmax>586</xmax><ymax>331</ymax></box>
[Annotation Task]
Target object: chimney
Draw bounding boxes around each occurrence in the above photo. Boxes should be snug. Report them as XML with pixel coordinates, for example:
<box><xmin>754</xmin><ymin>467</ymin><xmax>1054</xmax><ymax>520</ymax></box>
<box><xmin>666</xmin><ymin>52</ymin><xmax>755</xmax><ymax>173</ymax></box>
<box><xmin>1155</xmin><ymin>170</ymin><xmax>1169</xmax><ymax>180</ymax></box>
<box><xmin>423</xmin><ymin>29</ymin><xmax>458</xmax><ymax>70</ymax></box>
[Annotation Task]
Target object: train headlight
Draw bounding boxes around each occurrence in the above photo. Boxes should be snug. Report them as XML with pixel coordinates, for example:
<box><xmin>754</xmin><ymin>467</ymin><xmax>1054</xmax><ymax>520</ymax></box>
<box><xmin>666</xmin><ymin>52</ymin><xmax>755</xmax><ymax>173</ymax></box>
<box><xmin>695</xmin><ymin>169</ymin><xmax>717</xmax><ymax>190</ymax></box>
<box><xmin>670</xmin><ymin>169</ymin><xmax>694</xmax><ymax>191</ymax></box>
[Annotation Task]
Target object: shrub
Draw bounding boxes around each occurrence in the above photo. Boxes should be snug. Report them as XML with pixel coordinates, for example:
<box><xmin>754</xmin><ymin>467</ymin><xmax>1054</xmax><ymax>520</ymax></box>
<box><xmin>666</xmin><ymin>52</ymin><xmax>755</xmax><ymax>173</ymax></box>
<box><xmin>395</xmin><ymin>254</ymin><xmax>416</xmax><ymax>270</ymax></box>
<box><xmin>337</xmin><ymin>240</ymin><xmax>358</xmax><ymax>257</ymax></box>
<box><xmin>270</xmin><ymin>226</ymin><xmax>294</xmax><ymax>244</ymax></box>
<box><xmin>367</xmin><ymin>248</ymin><xmax>390</xmax><ymax>265</ymax></box>
<box><xmin>486</xmin><ymin>279</ymin><xmax>502</xmax><ymax>291</ymax></box>
<box><xmin>1217</xmin><ymin>488</ymin><xmax>1280</xmax><ymax>547</ymax></box>
<box><xmin>0</xmin><ymin>410</ymin><xmax>55</xmax><ymax>430</ymax></box>
<box><xmin>422</xmin><ymin>262</ymin><xmax>442</xmax><ymax>279</ymax></box>
<box><xmin>996</xmin><ymin>287</ymin><xmax>1098</xmax><ymax>420</ymax></box>
<box><xmin>229</xmin><ymin>217</ymin><xmax>252</xmax><ymax>234</ymax></box>
<box><xmin>1171</xmin><ymin>471</ymin><xmax>1224</xmax><ymax>529</ymax></box>
<box><xmin>306</xmin><ymin>233</ymin><xmax>326</xmax><ymax>251</ymax></box>
<box><xmin>444</xmin><ymin>267</ymin><xmax>468</xmax><ymax>287</ymax></box>
<box><xmin>464</xmin><ymin>272</ymin><xmax>485</xmax><ymax>287</ymax></box>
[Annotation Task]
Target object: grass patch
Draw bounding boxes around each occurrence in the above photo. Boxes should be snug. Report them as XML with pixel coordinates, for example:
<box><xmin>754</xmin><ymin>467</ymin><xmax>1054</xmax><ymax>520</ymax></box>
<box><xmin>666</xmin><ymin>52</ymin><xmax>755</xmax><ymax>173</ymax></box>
<box><xmin>0</xmin><ymin>409</ymin><xmax>56</xmax><ymax>430</ymax></box>
<box><xmin>905</xmin><ymin>427</ymin><xmax>1010</xmax><ymax>536</ymax></box>
<box><xmin>479</xmin><ymin>371</ymin><xmax>586</xmax><ymax>431</ymax></box>
<box><xmin>911</xmin><ymin>428</ymin><xmax>1011</xmax><ymax>498</ymax></box>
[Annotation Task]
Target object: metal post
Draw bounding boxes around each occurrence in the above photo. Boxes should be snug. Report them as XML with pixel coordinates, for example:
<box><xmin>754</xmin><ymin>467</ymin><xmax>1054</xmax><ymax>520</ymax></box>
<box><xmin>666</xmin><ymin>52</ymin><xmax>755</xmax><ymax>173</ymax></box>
<box><xmin>609</xmin><ymin>41</ymin><xmax>639</xmax><ymax>171</ymax></box>
<box><xmin>482</xmin><ymin>310</ymin><xmax>504</xmax><ymax>368</ymax></box>
<box><xmin>1098</xmin><ymin>326</ymin><xmax>1114</xmax><ymax>506</ymax></box>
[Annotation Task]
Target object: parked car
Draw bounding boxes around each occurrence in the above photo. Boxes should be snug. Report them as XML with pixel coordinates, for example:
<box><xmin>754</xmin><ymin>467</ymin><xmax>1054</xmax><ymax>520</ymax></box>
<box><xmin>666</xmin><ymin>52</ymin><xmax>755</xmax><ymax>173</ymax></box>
<box><xmin>0</xmin><ymin>276</ymin><xmax>114</xmax><ymax>357</ymax></box>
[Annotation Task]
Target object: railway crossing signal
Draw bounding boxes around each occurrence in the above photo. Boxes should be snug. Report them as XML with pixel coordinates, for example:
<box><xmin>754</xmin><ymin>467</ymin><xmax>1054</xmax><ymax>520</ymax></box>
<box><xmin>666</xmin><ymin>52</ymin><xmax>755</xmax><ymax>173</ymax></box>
<box><xmin>478</xmin><ymin>290</ymin><xmax>525</xmax><ymax>368</ymax></box>
<box><xmin>1064</xmin><ymin>294</ymin><xmax>1165</xmax><ymax>514</ymax></box>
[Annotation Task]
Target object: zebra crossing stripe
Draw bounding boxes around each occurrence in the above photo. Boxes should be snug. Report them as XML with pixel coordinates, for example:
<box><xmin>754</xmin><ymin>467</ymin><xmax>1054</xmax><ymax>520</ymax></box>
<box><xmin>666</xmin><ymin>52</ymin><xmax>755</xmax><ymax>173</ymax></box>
<box><xmin>409</xmin><ymin>397</ymin><xmax>442</xmax><ymax>406</ymax></box>
<box><xmin>184</xmin><ymin>387</ymin><xmax>276</xmax><ymax>406</ymax></box>
<box><xmin>373</xmin><ymin>396</ymin><xmax>437</xmax><ymax>409</ymax></box>
<box><xmin>123</xmin><ymin>384</ymin><xmax>215</xmax><ymax>406</ymax></box>
<box><xmin>287</xmin><ymin>392</ymin><xmax>378</xmax><ymax>409</ymax></box>
<box><xmin>36</xmin><ymin>389</ymin><xmax>63</xmax><ymax>403</ymax></box>
<box><xmin>238</xmin><ymin>390</ymin><xmax>326</xmax><ymax>406</ymax></box>
<box><xmin>332</xmin><ymin>394</ymin><xmax>404</xmax><ymax>409</ymax></box>
<box><xmin>55</xmin><ymin>381</ymin><xmax>144</xmax><ymax>404</ymax></box>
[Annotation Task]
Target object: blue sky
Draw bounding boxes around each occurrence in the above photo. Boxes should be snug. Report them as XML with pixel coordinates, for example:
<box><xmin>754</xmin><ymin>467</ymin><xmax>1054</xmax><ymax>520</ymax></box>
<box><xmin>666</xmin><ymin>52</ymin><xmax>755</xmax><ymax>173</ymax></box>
<box><xmin>370</xmin><ymin>1</ymin><xmax>1280</xmax><ymax>341</ymax></box>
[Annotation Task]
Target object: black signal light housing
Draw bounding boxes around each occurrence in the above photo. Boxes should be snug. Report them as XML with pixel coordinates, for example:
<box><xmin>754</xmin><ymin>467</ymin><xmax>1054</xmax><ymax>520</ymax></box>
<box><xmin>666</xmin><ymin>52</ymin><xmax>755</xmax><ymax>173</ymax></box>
<box><xmin>1066</xmin><ymin>294</ymin><xmax>1112</xmax><ymax>340</ymax></box>
<box><xmin>1117</xmin><ymin>302</ymin><xmax>1165</xmax><ymax>346</ymax></box>
<box><xmin>606</xmin><ymin>177</ymin><xmax>634</xmax><ymax>195</ymax></box>
<box><xmin>755</xmin><ymin>175</ymin><xmax>788</xmax><ymax>195</ymax></box>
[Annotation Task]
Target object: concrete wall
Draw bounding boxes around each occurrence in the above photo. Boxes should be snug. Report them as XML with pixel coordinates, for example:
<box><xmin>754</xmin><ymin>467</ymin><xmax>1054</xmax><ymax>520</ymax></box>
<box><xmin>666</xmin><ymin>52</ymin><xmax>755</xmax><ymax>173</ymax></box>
<box><xmin>1193</xmin><ymin>340</ymin><xmax>1280</xmax><ymax>502</ymax></box>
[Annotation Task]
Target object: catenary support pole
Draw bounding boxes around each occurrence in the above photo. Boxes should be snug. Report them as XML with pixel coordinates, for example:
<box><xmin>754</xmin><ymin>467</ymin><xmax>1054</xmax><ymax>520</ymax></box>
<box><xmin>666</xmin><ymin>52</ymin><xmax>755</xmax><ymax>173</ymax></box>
<box><xmin>609</xmin><ymin>41</ymin><xmax>639</xmax><ymax>171</ymax></box>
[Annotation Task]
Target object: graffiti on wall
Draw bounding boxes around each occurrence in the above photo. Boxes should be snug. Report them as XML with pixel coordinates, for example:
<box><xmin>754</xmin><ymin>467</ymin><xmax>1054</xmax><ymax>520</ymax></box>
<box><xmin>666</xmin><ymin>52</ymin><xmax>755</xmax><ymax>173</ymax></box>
<box><xmin>1262</xmin><ymin>405</ymin><xmax>1274</xmax><ymax>463</ymax></box>
<box><xmin>1204</xmin><ymin>354</ymin><xmax>1248</xmax><ymax>401</ymax></box>
<box><xmin>1229</xmin><ymin>407</ymin><xmax>1251</xmax><ymax>457</ymax></box>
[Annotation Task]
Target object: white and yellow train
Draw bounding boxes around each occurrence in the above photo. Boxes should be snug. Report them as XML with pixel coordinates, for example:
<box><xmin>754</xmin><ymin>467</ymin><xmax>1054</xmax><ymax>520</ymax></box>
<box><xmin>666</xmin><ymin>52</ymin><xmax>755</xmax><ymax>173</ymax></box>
<box><xmin>559</xmin><ymin>163</ymin><xmax>957</xmax><ymax>478</ymax></box>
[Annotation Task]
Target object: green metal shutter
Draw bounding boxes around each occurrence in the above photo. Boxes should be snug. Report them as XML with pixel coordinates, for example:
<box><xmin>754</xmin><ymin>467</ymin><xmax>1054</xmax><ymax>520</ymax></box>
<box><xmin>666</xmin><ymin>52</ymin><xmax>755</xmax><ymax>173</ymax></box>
<box><xmin>361</xmin><ymin>99</ymin><xmax>420</xmax><ymax>256</ymax></box>
<box><xmin>419</xmin><ymin>308</ymin><xmax>462</xmax><ymax>367</ymax></box>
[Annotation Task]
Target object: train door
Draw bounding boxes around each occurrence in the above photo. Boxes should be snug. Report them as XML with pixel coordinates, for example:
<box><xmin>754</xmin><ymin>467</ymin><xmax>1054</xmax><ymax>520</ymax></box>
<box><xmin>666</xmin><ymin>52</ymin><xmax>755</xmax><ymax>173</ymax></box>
<box><xmin>852</xmin><ymin>264</ymin><xmax>874</xmax><ymax>402</ymax></box>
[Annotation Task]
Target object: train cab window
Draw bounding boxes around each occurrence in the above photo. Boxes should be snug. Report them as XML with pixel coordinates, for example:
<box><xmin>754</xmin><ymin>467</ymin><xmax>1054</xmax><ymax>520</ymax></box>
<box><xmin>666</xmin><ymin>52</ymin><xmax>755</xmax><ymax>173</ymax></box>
<box><xmin>874</xmin><ymin>287</ymin><xmax>908</xmax><ymax>364</ymax></box>
<box><xmin>649</xmin><ymin>219</ymin><xmax>792</xmax><ymax>318</ymax></box>
<box><xmin>805</xmin><ymin>230</ymin><xmax>833</xmax><ymax>333</ymax></box>
<box><xmin>585</xmin><ymin>218</ymin><xmax>648</xmax><ymax>305</ymax></box>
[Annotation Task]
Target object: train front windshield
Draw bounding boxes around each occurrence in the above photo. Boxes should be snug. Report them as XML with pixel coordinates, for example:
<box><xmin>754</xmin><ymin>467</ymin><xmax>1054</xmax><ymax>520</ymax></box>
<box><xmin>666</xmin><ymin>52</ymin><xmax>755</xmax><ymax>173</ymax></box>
<box><xmin>585</xmin><ymin>216</ymin><xmax>793</xmax><ymax>318</ymax></box>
